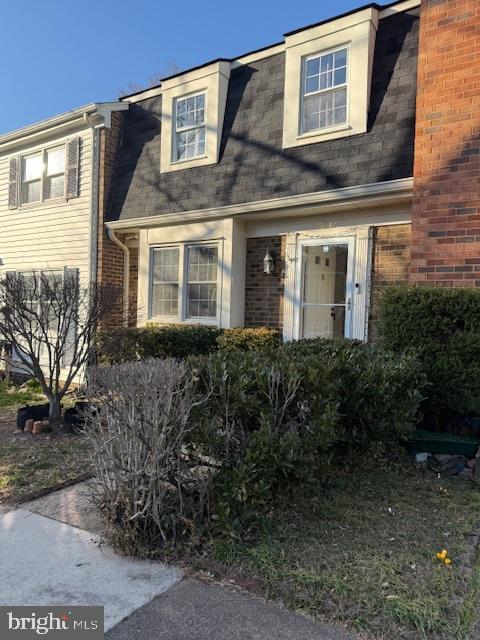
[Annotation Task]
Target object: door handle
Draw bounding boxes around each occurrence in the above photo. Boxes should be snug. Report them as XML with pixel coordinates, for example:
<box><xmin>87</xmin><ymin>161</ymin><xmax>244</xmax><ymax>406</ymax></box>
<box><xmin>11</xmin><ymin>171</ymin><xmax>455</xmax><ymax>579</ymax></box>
<box><xmin>346</xmin><ymin>297</ymin><xmax>352</xmax><ymax>311</ymax></box>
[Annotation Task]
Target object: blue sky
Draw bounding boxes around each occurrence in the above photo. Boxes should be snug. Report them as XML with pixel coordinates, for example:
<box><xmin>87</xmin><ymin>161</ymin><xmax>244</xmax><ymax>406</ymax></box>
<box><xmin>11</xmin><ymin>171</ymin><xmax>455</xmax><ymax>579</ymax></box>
<box><xmin>1</xmin><ymin>0</ymin><xmax>369</xmax><ymax>135</ymax></box>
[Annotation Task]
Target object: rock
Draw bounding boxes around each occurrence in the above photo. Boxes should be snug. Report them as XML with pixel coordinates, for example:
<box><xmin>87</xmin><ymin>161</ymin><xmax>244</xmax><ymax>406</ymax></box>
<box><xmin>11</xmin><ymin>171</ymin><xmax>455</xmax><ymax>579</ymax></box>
<box><xmin>244</xmin><ymin>575</ymin><xmax>266</xmax><ymax>595</ymax></box>
<box><xmin>441</xmin><ymin>460</ymin><xmax>465</xmax><ymax>477</ymax></box>
<box><xmin>458</xmin><ymin>468</ymin><xmax>473</xmax><ymax>480</ymax></box>
<box><xmin>415</xmin><ymin>452</ymin><xmax>431</xmax><ymax>463</ymax></box>
<box><xmin>466</xmin><ymin>458</ymin><xmax>476</xmax><ymax>469</ymax></box>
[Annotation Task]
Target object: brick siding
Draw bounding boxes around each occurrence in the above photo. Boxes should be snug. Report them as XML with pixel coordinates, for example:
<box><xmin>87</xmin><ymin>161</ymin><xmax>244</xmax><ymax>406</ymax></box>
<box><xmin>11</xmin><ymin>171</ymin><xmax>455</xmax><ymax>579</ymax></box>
<box><xmin>96</xmin><ymin>112</ymin><xmax>130</xmax><ymax>328</ymax></box>
<box><xmin>410</xmin><ymin>0</ymin><xmax>480</xmax><ymax>287</ymax></box>
<box><xmin>244</xmin><ymin>236</ymin><xmax>286</xmax><ymax>331</ymax></box>
<box><xmin>369</xmin><ymin>224</ymin><xmax>411</xmax><ymax>336</ymax></box>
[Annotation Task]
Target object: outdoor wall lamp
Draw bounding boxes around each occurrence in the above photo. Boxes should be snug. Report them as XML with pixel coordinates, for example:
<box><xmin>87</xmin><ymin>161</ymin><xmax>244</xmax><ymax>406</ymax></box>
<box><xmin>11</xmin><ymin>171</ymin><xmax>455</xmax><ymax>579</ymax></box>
<box><xmin>263</xmin><ymin>250</ymin><xmax>274</xmax><ymax>275</ymax></box>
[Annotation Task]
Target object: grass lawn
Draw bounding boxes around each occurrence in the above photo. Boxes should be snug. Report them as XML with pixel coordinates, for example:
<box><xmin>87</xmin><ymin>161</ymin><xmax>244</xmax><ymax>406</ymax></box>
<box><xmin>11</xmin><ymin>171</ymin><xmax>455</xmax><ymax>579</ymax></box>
<box><xmin>0</xmin><ymin>387</ymin><xmax>92</xmax><ymax>504</ymax></box>
<box><xmin>202</xmin><ymin>458</ymin><xmax>480</xmax><ymax>640</ymax></box>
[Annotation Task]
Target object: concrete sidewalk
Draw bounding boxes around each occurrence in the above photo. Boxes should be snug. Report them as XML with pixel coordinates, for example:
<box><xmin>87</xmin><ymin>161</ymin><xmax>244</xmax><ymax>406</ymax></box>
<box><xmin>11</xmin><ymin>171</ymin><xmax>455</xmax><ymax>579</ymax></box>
<box><xmin>1</xmin><ymin>483</ymin><xmax>356</xmax><ymax>639</ymax></box>
<box><xmin>0</xmin><ymin>508</ymin><xmax>182</xmax><ymax>631</ymax></box>
<box><xmin>107</xmin><ymin>578</ymin><xmax>355</xmax><ymax>640</ymax></box>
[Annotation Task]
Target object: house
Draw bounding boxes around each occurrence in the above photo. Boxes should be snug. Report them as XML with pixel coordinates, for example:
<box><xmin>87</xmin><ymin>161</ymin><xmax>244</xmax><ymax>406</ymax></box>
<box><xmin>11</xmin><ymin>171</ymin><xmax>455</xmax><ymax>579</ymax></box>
<box><xmin>2</xmin><ymin>0</ymin><xmax>479</xmax><ymax>347</ymax></box>
<box><xmin>103</xmin><ymin>0</ymin><xmax>422</xmax><ymax>341</ymax></box>
<box><xmin>0</xmin><ymin>102</ymin><xmax>128</xmax><ymax>370</ymax></box>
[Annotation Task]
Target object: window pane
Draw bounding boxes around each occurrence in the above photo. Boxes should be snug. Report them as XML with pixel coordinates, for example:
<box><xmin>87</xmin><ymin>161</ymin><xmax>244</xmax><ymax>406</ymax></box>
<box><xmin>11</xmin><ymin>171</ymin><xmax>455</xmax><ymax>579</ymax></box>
<box><xmin>45</xmin><ymin>175</ymin><xmax>64</xmax><ymax>199</ymax></box>
<box><xmin>176</xmin><ymin>126</ymin><xmax>205</xmax><ymax>160</ymax></box>
<box><xmin>22</xmin><ymin>154</ymin><xmax>42</xmax><ymax>181</ymax></box>
<box><xmin>22</xmin><ymin>180</ymin><xmax>41</xmax><ymax>203</ymax></box>
<box><xmin>303</xmin><ymin>87</ymin><xmax>347</xmax><ymax>132</ymax></box>
<box><xmin>152</xmin><ymin>283</ymin><xmax>178</xmax><ymax>317</ymax></box>
<box><xmin>305</xmin><ymin>76</ymin><xmax>319</xmax><ymax>94</ymax></box>
<box><xmin>320</xmin><ymin>53</ymin><xmax>334</xmax><ymax>73</ymax></box>
<box><xmin>335</xmin><ymin>49</ymin><xmax>347</xmax><ymax>68</ymax></box>
<box><xmin>46</xmin><ymin>147</ymin><xmax>65</xmax><ymax>176</ymax></box>
<box><xmin>176</xmin><ymin>94</ymin><xmax>205</xmax><ymax>129</ymax></box>
<box><xmin>151</xmin><ymin>248</ymin><xmax>179</xmax><ymax>317</ymax></box>
<box><xmin>187</xmin><ymin>283</ymin><xmax>217</xmax><ymax>318</ymax></box>
<box><xmin>334</xmin><ymin>67</ymin><xmax>346</xmax><ymax>86</ymax></box>
<box><xmin>305</xmin><ymin>57</ymin><xmax>320</xmax><ymax>77</ymax></box>
<box><xmin>186</xmin><ymin>246</ymin><xmax>218</xmax><ymax>318</ymax></box>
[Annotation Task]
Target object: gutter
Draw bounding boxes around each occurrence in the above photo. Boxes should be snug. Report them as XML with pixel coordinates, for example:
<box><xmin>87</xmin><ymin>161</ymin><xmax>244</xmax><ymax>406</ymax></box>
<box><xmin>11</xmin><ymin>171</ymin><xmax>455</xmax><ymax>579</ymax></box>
<box><xmin>107</xmin><ymin>229</ymin><xmax>130</xmax><ymax>328</ymax></box>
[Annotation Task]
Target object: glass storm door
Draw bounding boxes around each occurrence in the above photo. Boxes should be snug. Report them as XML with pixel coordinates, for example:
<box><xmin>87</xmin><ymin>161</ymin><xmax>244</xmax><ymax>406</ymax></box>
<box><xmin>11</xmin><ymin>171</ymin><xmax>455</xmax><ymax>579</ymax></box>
<box><xmin>299</xmin><ymin>238</ymin><xmax>354</xmax><ymax>339</ymax></box>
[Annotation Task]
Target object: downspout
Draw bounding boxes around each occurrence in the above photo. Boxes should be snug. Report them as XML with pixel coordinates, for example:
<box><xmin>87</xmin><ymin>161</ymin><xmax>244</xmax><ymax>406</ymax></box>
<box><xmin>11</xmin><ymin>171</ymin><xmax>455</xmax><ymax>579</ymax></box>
<box><xmin>107</xmin><ymin>229</ymin><xmax>130</xmax><ymax>327</ymax></box>
<box><xmin>88</xmin><ymin>124</ymin><xmax>100</xmax><ymax>287</ymax></box>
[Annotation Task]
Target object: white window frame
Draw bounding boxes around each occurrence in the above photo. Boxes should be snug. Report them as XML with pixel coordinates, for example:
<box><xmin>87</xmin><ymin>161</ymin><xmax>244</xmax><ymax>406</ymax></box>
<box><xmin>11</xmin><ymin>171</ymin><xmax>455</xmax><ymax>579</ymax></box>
<box><xmin>172</xmin><ymin>91</ymin><xmax>207</xmax><ymax>164</ymax></box>
<box><xmin>19</xmin><ymin>144</ymin><xmax>66</xmax><ymax>207</ymax></box>
<box><xmin>300</xmin><ymin>45</ymin><xmax>349</xmax><ymax>136</ymax></box>
<box><xmin>149</xmin><ymin>241</ymin><xmax>221</xmax><ymax>326</ymax></box>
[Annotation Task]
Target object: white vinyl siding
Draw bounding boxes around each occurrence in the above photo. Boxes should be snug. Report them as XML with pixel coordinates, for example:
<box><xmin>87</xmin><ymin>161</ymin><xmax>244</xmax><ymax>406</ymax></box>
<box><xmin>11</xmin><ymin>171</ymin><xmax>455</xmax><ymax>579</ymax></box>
<box><xmin>0</xmin><ymin>129</ymin><xmax>93</xmax><ymax>293</ymax></box>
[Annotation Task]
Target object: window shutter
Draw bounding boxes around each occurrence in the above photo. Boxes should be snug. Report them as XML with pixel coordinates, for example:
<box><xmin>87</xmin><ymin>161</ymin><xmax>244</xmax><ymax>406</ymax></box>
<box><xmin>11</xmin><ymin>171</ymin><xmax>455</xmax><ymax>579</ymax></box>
<box><xmin>8</xmin><ymin>157</ymin><xmax>18</xmax><ymax>209</ymax></box>
<box><xmin>62</xmin><ymin>267</ymin><xmax>79</xmax><ymax>367</ymax></box>
<box><xmin>65</xmin><ymin>137</ymin><xmax>80</xmax><ymax>199</ymax></box>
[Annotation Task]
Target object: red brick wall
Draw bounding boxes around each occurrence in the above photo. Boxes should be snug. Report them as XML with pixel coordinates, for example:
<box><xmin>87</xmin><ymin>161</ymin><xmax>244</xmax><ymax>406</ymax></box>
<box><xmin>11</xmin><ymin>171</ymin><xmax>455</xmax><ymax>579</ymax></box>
<box><xmin>244</xmin><ymin>236</ymin><xmax>286</xmax><ymax>331</ymax></box>
<box><xmin>96</xmin><ymin>112</ymin><xmax>129</xmax><ymax>328</ymax></box>
<box><xmin>411</xmin><ymin>0</ymin><xmax>480</xmax><ymax>287</ymax></box>
<box><xmin>369</xmin><ymin>224</ymin><xmax>411</xmax><ymax>335</ymax></box>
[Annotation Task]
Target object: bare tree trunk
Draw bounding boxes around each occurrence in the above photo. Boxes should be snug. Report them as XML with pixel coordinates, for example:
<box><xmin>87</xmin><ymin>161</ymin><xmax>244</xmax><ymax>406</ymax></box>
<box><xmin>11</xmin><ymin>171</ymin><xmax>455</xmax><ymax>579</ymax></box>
<box><xmin>48</xmin><ymin>397</ymin><xmax>62</xmax><ymax>424</ymax></box>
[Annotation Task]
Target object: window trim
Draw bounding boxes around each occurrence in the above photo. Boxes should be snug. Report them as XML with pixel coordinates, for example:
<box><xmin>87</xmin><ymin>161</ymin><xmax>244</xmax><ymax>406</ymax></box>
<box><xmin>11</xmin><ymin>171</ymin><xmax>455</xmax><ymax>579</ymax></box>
<box><xmin>18</xmin><ymin>143</ymin><xmax>66</xmax><ymax>208</ymax></box>
<box><xmin>300</xmin><ymin>44</ymin><xmax>350</xmax><ymax>137</ymax></box>
<box><xmin>149</xmin><ymin>241</ymin><xmax>221</xmax><ymax>326</ymax></box>
<box><xmin>172</xmin><ymin>91</ymin><xmax>207</xmax><ymax>164</ymax></box>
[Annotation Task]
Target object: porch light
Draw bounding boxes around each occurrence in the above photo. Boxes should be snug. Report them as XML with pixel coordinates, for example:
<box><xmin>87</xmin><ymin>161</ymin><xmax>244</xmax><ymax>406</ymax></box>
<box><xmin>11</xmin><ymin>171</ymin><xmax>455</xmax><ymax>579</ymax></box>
<box><xmin>263</xmin><ymin>250</ymin><xmax>274</xmax><ymax>275</ymax></box>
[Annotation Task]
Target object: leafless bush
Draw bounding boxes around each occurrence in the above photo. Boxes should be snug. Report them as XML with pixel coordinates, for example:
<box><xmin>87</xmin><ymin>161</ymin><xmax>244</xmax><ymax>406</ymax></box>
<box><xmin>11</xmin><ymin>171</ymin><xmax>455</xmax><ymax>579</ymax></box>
<box><xmin>85</xmin><ymin>359</ymin><xmax>214</xmax><ymax>553</ymax></box>
<box><xmin>0</xmin><ymin>271</ymin><xmax>118</xmax><ymax>422</ymax></box>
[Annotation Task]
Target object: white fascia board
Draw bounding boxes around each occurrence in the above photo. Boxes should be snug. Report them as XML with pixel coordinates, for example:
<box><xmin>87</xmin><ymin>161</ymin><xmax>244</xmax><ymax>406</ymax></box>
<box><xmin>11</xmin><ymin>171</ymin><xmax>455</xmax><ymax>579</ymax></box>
<box><xmin>0</xmin><ymin>102</ymin><xmax>129</xmax><ymax>153</ymax></box>
<box><xmin>107</xmin><ymin>177</ymin><xmax>414</xmax><ymax>231</ymax></box>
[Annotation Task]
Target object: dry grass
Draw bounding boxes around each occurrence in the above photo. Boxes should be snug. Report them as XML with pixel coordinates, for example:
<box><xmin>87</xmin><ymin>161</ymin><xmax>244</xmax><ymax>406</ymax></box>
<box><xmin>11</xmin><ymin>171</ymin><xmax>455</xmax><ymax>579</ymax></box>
<box><xmin>0</xmin><ymin>393</ymin><xmax>92</xmax><ymax>504</ymax></box>
<box><xmin>203</xmin><ymin>457</ymin><xmax>480</xmax><ymax>640</ymax></box>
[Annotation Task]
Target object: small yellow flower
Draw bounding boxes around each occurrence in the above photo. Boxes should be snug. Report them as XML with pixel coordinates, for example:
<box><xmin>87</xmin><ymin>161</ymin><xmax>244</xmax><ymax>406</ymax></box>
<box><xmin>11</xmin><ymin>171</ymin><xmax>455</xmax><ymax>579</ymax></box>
<box><xmin>436</xmin><ymin>549</ymin><xmax>448</xmax><ymax>561</ymax></box>
<box><xmin>444</xmin><ymin>558</ymin><xmax>452</xmax><ymax>566</ymax></box>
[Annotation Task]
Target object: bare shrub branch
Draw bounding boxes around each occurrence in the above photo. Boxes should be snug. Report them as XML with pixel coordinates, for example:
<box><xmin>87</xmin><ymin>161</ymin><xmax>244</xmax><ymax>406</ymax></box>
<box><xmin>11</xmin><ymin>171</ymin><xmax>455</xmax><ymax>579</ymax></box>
<box><xmin>85</xmin><ymin>359</ymin><xmax>213</xmax><ymax>552</ymax></box>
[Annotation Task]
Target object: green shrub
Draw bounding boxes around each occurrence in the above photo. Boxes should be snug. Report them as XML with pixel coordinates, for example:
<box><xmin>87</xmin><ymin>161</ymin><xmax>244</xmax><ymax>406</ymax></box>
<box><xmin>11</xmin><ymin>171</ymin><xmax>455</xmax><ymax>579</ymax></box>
<box><xmin>217</xmin><ymin>327</ymin><xmax>281</xmax><ymax>352</ymax></box>
<box><xmin>377</xmin><ymin>286</ymin><xmax>480</xmax><ymax>425</ymax></box>
<box><xmin>192</xmin><ymin>340</ymin><xmax>424</xmax><ymax>534</ymax></box>
<box><xmin>281</xmin><ymin>338</ymin><xmax>425</xmax><ymax>455</ymax></box>
<box><xmin>97</xmin><ymin>325</ymin><xmax>221</xmax><ymax>364</ymax></box>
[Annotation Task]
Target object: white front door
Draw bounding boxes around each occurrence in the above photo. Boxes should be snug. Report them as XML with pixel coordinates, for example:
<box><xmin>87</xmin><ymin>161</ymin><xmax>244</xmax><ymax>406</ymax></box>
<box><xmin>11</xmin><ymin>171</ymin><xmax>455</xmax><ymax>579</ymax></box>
<box><xmin>294</xmin><ymin>237</ymin><xmax>355</xmax><ymax>340</ymax></box>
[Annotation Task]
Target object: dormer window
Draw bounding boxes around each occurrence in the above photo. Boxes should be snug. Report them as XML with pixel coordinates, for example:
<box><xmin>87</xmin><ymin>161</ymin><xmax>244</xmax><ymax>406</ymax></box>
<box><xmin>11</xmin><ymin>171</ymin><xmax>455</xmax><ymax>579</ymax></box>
<box><xmin>282</xmin><ymin>6</ymin><xmax>378</xmax><ymax>148</ymax></box>
<box><xmin>302</xmin><ymin>47</ymin><xmax>348</xmax><ymax>133</ymax></box>
<box><xmin>174</xmin><ymin>93</ymin><xmax>206</xmax><ymax>161</ymax></box>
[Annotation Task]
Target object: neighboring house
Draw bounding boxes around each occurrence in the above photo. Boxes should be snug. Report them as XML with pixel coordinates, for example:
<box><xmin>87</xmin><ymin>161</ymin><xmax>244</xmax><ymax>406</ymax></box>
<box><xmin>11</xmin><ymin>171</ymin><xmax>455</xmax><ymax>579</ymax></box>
<box><xmin>0</xmin><ymin>102</ymin><xmax>128</xmax><ymax>371</ymax></box>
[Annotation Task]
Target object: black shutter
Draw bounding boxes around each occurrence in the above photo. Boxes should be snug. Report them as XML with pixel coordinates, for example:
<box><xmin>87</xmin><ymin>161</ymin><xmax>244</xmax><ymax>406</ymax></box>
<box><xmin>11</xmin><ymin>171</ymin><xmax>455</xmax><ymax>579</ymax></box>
<box><xmin>65</xmin><ymin>137</ymin><xmax>80</xmax><ymax>199</ymax></box>
<box><xmin>8</xmin><ymin>157</ymin><xmax>18</xmax><ymax>208</ymax></box>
